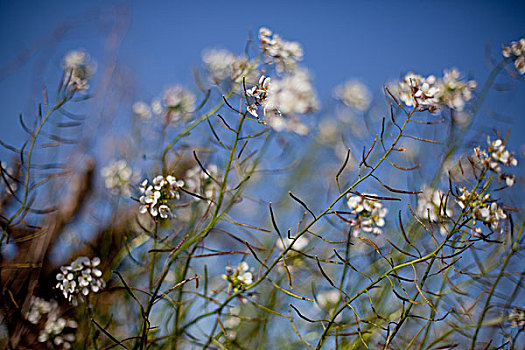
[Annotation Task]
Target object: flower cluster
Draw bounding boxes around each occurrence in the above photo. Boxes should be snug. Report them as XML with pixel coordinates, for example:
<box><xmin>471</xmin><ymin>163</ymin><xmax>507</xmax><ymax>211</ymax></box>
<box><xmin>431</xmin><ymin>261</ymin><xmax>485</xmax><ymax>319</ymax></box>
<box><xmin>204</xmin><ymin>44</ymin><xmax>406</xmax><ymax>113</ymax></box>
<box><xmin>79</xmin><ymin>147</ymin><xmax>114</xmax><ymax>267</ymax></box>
<box><xmin>202</xmin><ymin>48</ymin><xmax>258</xmax><ymax>84</ymax></box>
<box><xmin>393</xmin><ymin>69</ymin><xmax>476</xmax><ymax>112</ymax></box>
<box><xmin>456</xmin><ymin>188</ymin><xmax>507</xmax><ymax>234</ymax></box>
<box><xmin>159</xmin><ymin>86</ymin><xmax>196</xmax><ymax>126</ymax></box>
<box><xmin>247</xmin><ymin>70</ymin><xmax>319</xmax><ymax>134</ymax></box>
<box><xmin>474</xmin><ymin>137</ymin><xmax>518</xmax><ymax>186</ymax></box>
<box><xmin>502</xmin><ymin>38</ymin><xmax>525</xmax><ymax>75</ymax></box>
<box><xmin>56</xmin><ymin>257</ymin><xmax>105</xmax><ymax>305</ymax></box>
<box><xmin>333</xmin><ymin>80</ymin><xmax>372</xmax><ymax>111</ymax></box>
<box><xmin>62</xmin><ymin>50</ymin><xmax>96</xmax><ymax>91</ymax></box>
<box><xmin>276</xmin><ymin>235</ymin><xmax>309</xmax><ymax>251</ymax></box>
<box><xmin>259</xmin><ymin>27</ymin><xmax>303</xmax><ymax>73</ymax></box>
<box><xmin>416</xmin><ymin>186</ymin><xmax>455</xmax><ymax>235</ymax></box>
<box><xmin>139</xmin><ymin>175</ymin><xmax>184</xmax><ymax>219</ymax></box>
<box><xmin>184</xmin><ymin>164</ymin><xmax>219</xmax><ymax>201</ymax></box>
<box><xmin>222</xmin><ymin>261</ymin><xmax>253</xmax><ymax>292</ymax></box>
<box><xmin>26</xmin><ymin>296</ymin><xmax>77</xmax><ymax>348</ymax></box>
<box><xmin>346</xmin><ymin>193</ymin><xmax>388</xmax><ymax>236</ymax></box>
<box><xmin>509</xmin><ymin>307</ymin><xmax>525</xmax><ymax>328</ymax></box>
<box><xmin>101</xmin><ymin>159</ymin><xmax>137</xmax><ymax>196</ymax></box>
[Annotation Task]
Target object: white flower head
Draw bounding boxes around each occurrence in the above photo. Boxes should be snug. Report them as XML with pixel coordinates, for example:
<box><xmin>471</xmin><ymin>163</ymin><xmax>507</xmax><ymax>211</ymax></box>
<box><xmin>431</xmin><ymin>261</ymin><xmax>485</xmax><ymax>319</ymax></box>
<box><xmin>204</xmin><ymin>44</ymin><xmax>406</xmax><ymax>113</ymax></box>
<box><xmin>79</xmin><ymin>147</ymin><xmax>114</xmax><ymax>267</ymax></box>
<box><xmin>259</xmin><ymin>27</ymin><xmax>303</xmax><ymax>73</ymax></box>
<box><xmin>502</xmin><ymin>38</ymin><xmax>525</xmax><ymax>75</ymax></box>
<box><xmin>138</xmin><ymin>175</ymin><xmax>184</xmax><ymax>219</ymax></box>
<box><xmin>346</xmin><ymin>193</ymin><xmax>388</xmax><ymax>236</ymax></box>
<box><xmin>158</xmin><ymin>86</ymin><xmax>196</xmax><ymax>126</ymax></box>
<box><xmin>334</xmin><ymin>80</ymin><xmax>372</xmax><ymax>111</ymax></box>
<box><xmin>101</xmin><ymin>159</ymin><xmax>138</xmax><ymax>196</ymax></box>
<box><xmin>62</xmin><ymin>50</ymin><xmax>97</xmax><ymax>91</ymax></box>
<box><xmin>56</xmin><ymin>256</ymin><xmax>105</xmax><ymax>305</ymax></box>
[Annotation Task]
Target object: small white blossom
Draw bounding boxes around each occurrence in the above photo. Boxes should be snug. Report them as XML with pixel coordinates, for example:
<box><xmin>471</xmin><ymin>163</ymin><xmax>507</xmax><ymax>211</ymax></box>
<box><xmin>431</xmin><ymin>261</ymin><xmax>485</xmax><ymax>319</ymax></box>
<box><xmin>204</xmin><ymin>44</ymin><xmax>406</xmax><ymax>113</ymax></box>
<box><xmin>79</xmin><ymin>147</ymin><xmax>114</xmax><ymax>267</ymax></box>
<box><xmin>276</xmin><ymin>235</ymin><xmax>309</xmax><ymax>251</ymax></box>
<box><xmin>184</xmin><ymin>164</ymin><xmax>219</xmax><ymax>202</ymax></box>
<box><xmin>509</xmin><ymin>307</ymin><xmax>525</xmax><ymax>328</ymax></box>
<box><xmin>394</xmin><ymin>72</ymin><xmax>440</xmax><ymax>111</ymax></box>
<box><xmin>333</xmin><ymin>80</ymin><xmax>372</xmax><ymax>111</ymax></box>
<box><xmin>132</xmin><ymin>101</ymin><xmax>152</xmax><ymax>120</ymax></box>
<box><xmin>502</xmin><ymin>38</ymin><xmax>525</xmax><ymax>75</ymax></box>
<box><xmin>222</xmin><ymin>261</ymin><xmax>254</xmax><ymax>292</ymax></box>
<box><xmin>439</xmin><ymin>68</ymin><xmax>477</xmax><ymax>111</ymax></box>
<box><xmin>259</xmin><ymin>27</ymin><xmax>303</xmax><ymax>73</ymax></box>
<box><xmin>456</xmin><ymin>188</ymin><xmax>507</xmax><ymax>234</ymax></box>
<box><xmin>101</xmin><ymin>160</ymin><xmax>137</xmax><ymax>196</ymax></box>
<box><xmin>392</xmin><ymin>69</ymin><xmax>476</xmax><ymax>112</ymax></box>
<box><xmin>416</xmin><ymin>186</ymin><xmax>455</xmax><ymax>235</ymax></box>
<box><xmin>474</xmin><ymin>137</ymin><xmax>518</xmax><ymax>186</ymax></box>
<box><xmin>56</xmin><ymin>256</ymin><xmax>105</xmax><ymax>305</ymax></box>
<box><xmin>26</xmin><ymin>296</ymin><xmax>77</xmax><ymax>348</ymax></box>
<box><xmin>62</xmin><ymin>50</ymin><xmax>96</xmax><ymax>91</ymax></box>
<box><xmin>346</xmin><ymin>193</ymin><xmax>388</xmax><ymax>236</ymax></box>
<box><xmin>202</xmin><ymin>48</ymin><xmax>258</xmax><ymax>84</ymax></box>
<box><xmin>154</xmin><ymin>86</ymin><xmax>196</xmax><ymax>126</ymax></box>
<box><xmin>139</xmin><ymin>175</ymin><xmax>184</xmax><ymax>219</ymax></box>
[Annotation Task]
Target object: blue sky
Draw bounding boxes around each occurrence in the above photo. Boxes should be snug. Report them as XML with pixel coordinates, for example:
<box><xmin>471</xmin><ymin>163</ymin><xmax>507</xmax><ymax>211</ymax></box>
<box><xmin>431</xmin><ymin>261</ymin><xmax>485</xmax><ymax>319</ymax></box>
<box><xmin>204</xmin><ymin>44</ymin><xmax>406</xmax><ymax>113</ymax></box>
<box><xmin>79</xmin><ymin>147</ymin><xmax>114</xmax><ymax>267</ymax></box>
<box><xmin>0</xmin><ymin>0</ymin><xmax>524</xmax><ymax>149</ymax></box>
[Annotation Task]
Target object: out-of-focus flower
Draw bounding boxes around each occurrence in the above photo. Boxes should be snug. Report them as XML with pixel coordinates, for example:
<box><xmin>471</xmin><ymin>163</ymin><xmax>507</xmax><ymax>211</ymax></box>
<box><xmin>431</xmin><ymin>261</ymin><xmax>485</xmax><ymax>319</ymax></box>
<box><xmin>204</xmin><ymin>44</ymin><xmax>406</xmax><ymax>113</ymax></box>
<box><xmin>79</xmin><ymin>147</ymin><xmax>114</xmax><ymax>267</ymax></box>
<box><xmin>202</xmin><ymin>48</ymin><xmax>259</xmax><ymax>84</ymax></box>
<box><xmin>222</xmin><ymin>261</ymin><xmax>254</xmax><ymax>292</ymax></box>
<box><xmin>26</xmin><ymin>296</ymin><xmax>77</xmax><ymax>348</ymax></box>
<box><xmin>502</xmin><ymin>38</ymin><xmax>525</xmax><ymax>75</ymax></box>
<box><xmin>152</xmin><ymin>86</ymin><xmax>196</xmax><ymax>126</ymax></box>
<box><xmin>184</xmin><ymin>164</ymin><xmax>219</xmax><ymax>202</ymax></box>
<box><xmin>346</xmin><ymin>193</ymin><xmax>388</xmax><ymax>236</ymax></box>
<box><xmin>56</xmin><ymin>257</ymin><xmax>105</xmax><ymax>305</ymax></box>
<box><xmin>139</xmin><ymin>175</ymin><xmax>184</xmax><ymax>219</ymax></box>
<box><xmin>392</xmin><ymin>69</ymin><xmax>476</xmax><ymax>112</ymax></box>
<box><xmin>509</xmin><ymin>307</ymin><xmax>525</xmax><ymax>328</ymax></box>
<box><xmin>439</xmin><ymin>68</ymin><xmax>477</xmax><ymax>111</ymax></box>
<box><xmin>276</xmin><ymin>235</ymin><xmax>309</xmax><ymax>251</ymax></box>
<box><xmin>333</xmin><ymin>80</ymin><xmax>372</xmax><ymax>111</ymax></box>
<box><xmin>101</xmin><ymin>160</ymin><xmax>137</xmax><ymax>196</ymax></box>
<box><xmin>247</xmin><ymin>70</ymin><xmax>318</xmax><ymax>134</ymax></box>
<box><xmin>474</xmin><ymin>137</ymin><xmax>518</xmax><ymax>187</ymax></box>
<box><xmin>456</xmin><ymin>188</ymin><xmax>507</xmax><ymax>234</ymax></box>
<box><xmin>393</xmin><ymin>72</ymin><xmax>440</xmax><ymax>111</ymax></box>
<box><xmin>132</xmin><ymin>101</ymin><xmax>152</xmax><ymax>120</ymax></box>
<box><xmin>62</xmin><ymin>50</ymin><xmax>96</xmax><ymax>91</ymax></box>
<box><xmin>259</xmin><ymin>27</ymin><xmax>303</xmax><ymax>73</ymax></box>
<box><xmin>416</xmin><ymin>186</ymin><xmax>455</xmax><ymax>235</ymax></box>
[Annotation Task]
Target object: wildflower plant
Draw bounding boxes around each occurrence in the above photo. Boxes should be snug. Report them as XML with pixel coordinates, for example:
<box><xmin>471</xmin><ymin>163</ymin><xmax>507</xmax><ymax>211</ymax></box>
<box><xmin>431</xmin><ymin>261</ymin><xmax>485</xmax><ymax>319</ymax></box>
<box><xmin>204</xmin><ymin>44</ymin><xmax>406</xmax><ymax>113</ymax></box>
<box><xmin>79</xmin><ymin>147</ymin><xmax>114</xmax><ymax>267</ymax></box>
<box><xmin>1</xmin><ymin>25</ymin><xmax>524</xmax><ymax>350</ymax></box>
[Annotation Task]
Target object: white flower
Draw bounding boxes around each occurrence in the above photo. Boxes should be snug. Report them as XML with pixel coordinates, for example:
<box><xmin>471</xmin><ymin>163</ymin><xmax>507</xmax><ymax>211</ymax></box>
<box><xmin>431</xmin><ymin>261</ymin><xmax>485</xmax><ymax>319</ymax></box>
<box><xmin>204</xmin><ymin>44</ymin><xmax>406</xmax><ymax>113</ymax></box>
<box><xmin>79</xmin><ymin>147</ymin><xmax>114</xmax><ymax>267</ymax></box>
<box><xmin>509</xmin><ymin>308</ymin><xmax>525</xmax><ymax>328</ymax></box>
<box><xmin>259</xmin><ymin>27</ymin><xmax>303</xmax><ymax>73</ymax></box>
<box><xmin>474</xmin><ymin>137</ymin><xmax>518</xmax><ymax>186</ymax></box>
<box><xmin>392</xmin><ymin>69</ymin><xmax>476</xmax><ymax>112</ymax></box>
<box><xmin>276</xmin><ymin>235</ymin><xmax>309</xmax><ymax>251</ymax></box>
<box><xmin>333</xmin><ymin>80</ymin><xmax>372</xmax><ymax>111</ymax></box>
<box><xmin>62</xmin><ymin>50</ymin><xmax>96</xmax><ymax>91</ymax></box>
<box><xmin>222</xmin><ymin>261</ymin><xmax>254</xmax><ymax>291</ymax></box>
<box><xmin>502</xmin><ymin>38</ymin><xmax>525</xmax><ymax>75</ymax></box>
<box><xmin>246</xmin><ymin>70</ymin><xmax>318</xmax><ymax>134</ymax></box>
<box><xmin>346</xmin><ymin>193</ymin><xmax>388</xmax><ymax>236</ymax></box>
<box><xmin>101</xmin><ymin>159</ymin><xmax>137</xmax><ymax>196</ymax></box>
<box><xmin>416</xmin><ymin>186</ymin><xmax>455</xmax><ymax>235</ymax></box>
<box><xmin>456</xmin><ymin>188</ymin><xmax>507</xmax><ymax>234</ymax></box>
<box><xmin>184</xmin><ymin>164</ymin><xmax>220</xmax><ymax>202</ymax></box>
<box><xmin>138</xmin><ymin>175</ymin><xmax>184</xmax><ymax>219</ymax></box>
<box><xmin>202</xmin><ymin>48</ymin><xmax>259</xmax><ymax>84</ymax></box>
<box><xmin>158</xmin><ymin>86</ymin><xmax>196</xmax><ymax>126</ymax></box>
<box><xmin>133</xmin><ymin>101</ymin><xmax>152</xmax><ymax>120</ymax></box>
<box><xmin>56</xmin><ymin>257</ymin><xmax>105</xmax><ymax>304</ymax></box>
<box><xmin>26</xmin><ymin>296</ymin><xmax>77</xmax><ymax>348</ymax></box>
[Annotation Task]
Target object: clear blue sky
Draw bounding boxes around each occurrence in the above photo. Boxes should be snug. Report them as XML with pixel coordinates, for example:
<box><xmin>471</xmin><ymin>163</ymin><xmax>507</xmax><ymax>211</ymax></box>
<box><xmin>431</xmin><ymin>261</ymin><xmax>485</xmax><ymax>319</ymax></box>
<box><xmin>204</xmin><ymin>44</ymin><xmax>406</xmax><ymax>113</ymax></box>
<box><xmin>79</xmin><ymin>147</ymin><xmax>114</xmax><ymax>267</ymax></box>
<box><xmin>0</xmin><ymin>0</ymin><xmax>524</xmax><ymax>149</ymax></box>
